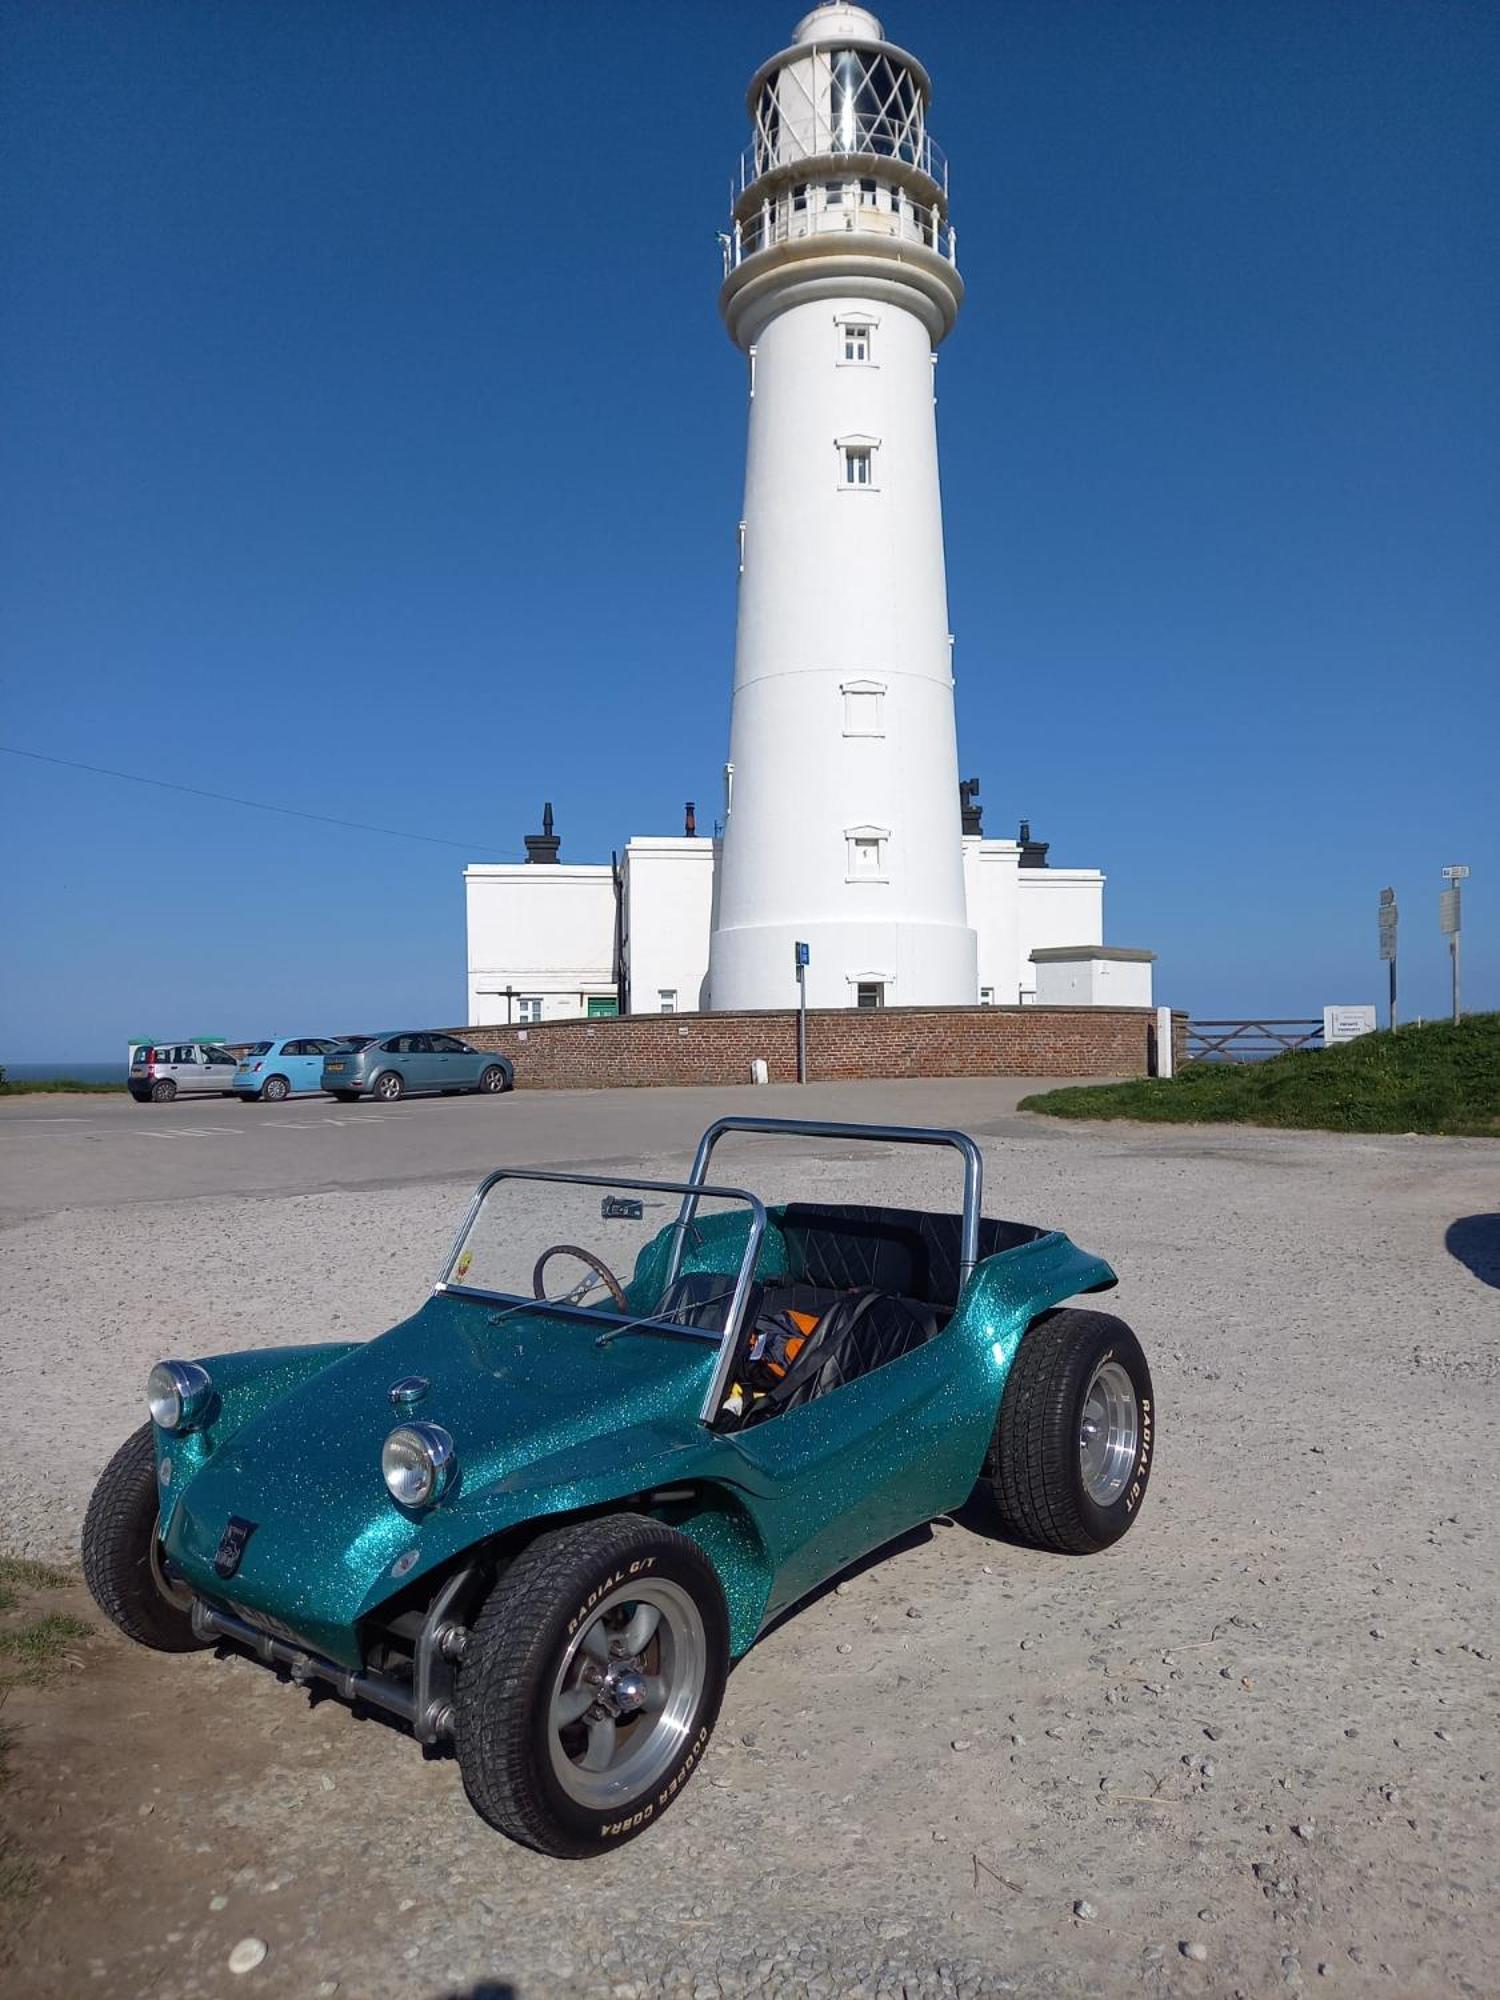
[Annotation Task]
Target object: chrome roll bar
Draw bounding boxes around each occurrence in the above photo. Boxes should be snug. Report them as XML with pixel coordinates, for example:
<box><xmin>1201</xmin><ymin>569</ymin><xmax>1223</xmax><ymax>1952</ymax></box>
<box><xmin>681</xmin><ymin>1117</ymin><xmax>985</xmax><ymax>1427</ymax></box>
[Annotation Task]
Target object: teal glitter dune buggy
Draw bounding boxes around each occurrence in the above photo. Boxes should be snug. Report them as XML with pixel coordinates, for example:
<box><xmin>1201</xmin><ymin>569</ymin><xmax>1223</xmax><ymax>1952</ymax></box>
<box><xmin>83</xmin><ymin>1117</ymin><xmax>1155</xmax><ymax>1857</ymax></box>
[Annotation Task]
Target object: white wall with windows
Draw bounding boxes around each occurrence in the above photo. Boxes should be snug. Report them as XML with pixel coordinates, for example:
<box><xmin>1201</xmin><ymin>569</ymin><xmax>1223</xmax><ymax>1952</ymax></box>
<box><xmin>620</xmin><ymin>838</ymin><xmax>716</xmax><ymax>1014</ymax></box>
<box><xmin>464</xmin><ymin>863</ymin><xmax>617</xmax><ymax>1026</ymax></box>
<box><xmin>464</xmin><ymin>830</ymin><xmax>1129</xmax><ymax>1022</ymax></box>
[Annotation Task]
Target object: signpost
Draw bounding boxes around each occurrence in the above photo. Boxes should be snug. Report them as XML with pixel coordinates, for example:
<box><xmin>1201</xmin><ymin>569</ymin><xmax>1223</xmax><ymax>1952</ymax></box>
<box><xmin>794</xmin><ymin>941</ymin><xmax>810</xmax><ymax>1083</ymax></box>
<box><xmin>1440</xmin><ymin>866</ymin><xmax>1469</xmax><ymax>1025</ymax></box>
<box><xmin>1377</xmin><ymin>887</ymin><xmax>1398</xmax><ymax>1029</ymax></box>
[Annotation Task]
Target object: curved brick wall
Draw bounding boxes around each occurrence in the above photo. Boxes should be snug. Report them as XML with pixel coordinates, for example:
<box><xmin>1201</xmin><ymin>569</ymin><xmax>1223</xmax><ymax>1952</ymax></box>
<box><xmin>453</xmin><ymin>1005</ymin><xmax>1182</xmax><ymax>1091</ymax></box>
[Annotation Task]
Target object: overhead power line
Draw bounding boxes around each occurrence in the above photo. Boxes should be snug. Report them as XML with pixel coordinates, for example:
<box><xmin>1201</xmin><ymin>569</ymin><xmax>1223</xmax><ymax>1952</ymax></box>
<box><xmin>0</xmin><ymin>743</ymin><xmax>516</xmax><ymax>856</ymax></box>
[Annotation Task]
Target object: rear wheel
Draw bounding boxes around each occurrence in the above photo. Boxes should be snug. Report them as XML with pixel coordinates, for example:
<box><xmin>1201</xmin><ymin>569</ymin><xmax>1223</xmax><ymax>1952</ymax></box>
<box><xmin>81</xmin><ymin>1424</ymin><xmax>206</xmax><ymax>1652</ymax></box>
<box><xmin>374</xmin><ymin>1070</ymin><xmax>404</xmax><ymax>1102</ymax></box>
<box><xmin>454</xmin><ymin>1513</ymin><xmax>728</xmax><ymax>1857</ymax></box>
<box><xmin>479</xmin><ymin>1065</ymin><xmax>508</xmax><ymax>1094</ymax></box>
<box><xmin>149</xmin><ymin>1079</ymin><xmax>176</xmax><ymax>1103</ymax></box>
<box><xmin>261</xmin><ymin>1074</ymin><xmax>290</xmax><ymax>1102</ymax></box>
<box><xmin>988</xmin><ymin>1308</ymin><xmax>1154</xmax><ymax>1554</ymax></box>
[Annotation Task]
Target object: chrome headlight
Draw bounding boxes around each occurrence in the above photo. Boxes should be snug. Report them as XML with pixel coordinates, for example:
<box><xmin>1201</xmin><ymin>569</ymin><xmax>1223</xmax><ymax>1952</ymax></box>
<box><xmin>381</xmin><ymin>1423</ymin><xmax>456</xmax><ymax>1508</ymax></box>
<box><xmin>147</xmin><ymin>1359</ymin><xmax>214</xmax><ymax>1433</ymax></box>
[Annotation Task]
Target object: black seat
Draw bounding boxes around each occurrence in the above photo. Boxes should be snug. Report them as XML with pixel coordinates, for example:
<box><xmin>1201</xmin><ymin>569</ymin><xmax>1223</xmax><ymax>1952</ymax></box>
<box><xmin>739</xmin><ymin>1289</ymin><xmax>939</xmax><ymax>1427</ymax></box>
<box><xmin>778</xmin><ymin>1203</ymin><xmax>1046</xmax><ymax>1309</ymax></box>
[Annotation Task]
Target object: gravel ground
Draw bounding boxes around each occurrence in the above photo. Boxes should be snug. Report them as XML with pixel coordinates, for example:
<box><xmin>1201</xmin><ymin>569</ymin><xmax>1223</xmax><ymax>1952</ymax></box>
<box><xmin>2</xmin><ymin>1108</ymin><xmax>1498</xmax><ymax>1998</ymax></box>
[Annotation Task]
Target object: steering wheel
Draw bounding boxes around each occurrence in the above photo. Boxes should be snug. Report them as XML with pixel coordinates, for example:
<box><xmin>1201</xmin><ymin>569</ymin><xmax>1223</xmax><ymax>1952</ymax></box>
<box><xmin>532</xmin><ymin>1244</ymin><xmax>629</xmax><ymax>1313</ymax></box>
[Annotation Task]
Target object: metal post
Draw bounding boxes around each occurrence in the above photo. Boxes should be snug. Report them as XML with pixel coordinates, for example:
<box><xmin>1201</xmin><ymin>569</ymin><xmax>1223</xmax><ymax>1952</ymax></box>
<box><xmin>1440</xmin><ymin>868</ymin><xmax>1468</xmax><ymax>1026</ymax></box>
<box><xmin>1452</xmin><ymin>929</ymin><xmax>1461</xmax><ymax>1025</ymax></box>
<box><xmin>1389</xmin><ymin>956</ymin><xmax>1397</xmax><ymax>1033</ymax></box>
<box><xmin>794</xmin><ymin>940</ymin><xmax>809</xmax><ymax>1084</ymax></box>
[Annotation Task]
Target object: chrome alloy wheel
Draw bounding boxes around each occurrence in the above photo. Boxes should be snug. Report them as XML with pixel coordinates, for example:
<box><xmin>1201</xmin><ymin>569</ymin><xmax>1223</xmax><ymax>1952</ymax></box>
<box><xmin>1079</xmin><ymin>1357</ymin><xmax>1140</xmax><ymax>1507</ymax></box>
<box><xmin>546</xmin><ymin>1579</ymin><xmax>706</xmax><ymax>1811</ymax></box>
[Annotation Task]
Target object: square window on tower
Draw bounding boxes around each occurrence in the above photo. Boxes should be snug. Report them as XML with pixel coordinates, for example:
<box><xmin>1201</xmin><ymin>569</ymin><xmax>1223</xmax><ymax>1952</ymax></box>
<box><xmin>842</xmin><ymin>444</ymin><xmax>873</xmax><ymax>486</ymax></box>
<box><xmin>845</xmin><ymin>825</ymin><xmax>890</xmax><ymax>881</ymax></box>
<box><xmin>840</xmin><ymin>679</ymin><xmax>886</xmax><ymax>736</ymax></box>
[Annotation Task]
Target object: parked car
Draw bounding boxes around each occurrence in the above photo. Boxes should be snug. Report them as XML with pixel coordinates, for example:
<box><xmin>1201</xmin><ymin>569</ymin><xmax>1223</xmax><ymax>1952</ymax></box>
<box><xmin>320</xmin><ymin>1033</ymin><xmax>513</xmax><ymax>1103</ymax></box>
<box><xmin>81</xmin><ymin>1115</ymin><xmax>1155</xmax><ymax>1857</ymax></box>
<box><xmin>127</xmin><ymin>1041</ymin><xmax>239</xmax><ymax>1103</ymax></box>
<box><xmin>233</xmin><ymin>1037</ymin><xmax>358</xmax><ymax>1102</ymax></box>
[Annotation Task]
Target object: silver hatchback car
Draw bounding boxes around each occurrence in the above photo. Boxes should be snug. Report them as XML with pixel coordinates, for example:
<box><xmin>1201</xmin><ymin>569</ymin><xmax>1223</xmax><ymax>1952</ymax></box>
<box><xmin>320</xmin><ymin>1032</ymin><xmax>514</xmax><ymax>1103</ymax></box>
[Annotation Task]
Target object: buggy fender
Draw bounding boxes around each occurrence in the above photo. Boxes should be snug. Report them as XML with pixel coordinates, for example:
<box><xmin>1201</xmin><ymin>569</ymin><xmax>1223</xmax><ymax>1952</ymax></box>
<box><xmin>940</xmin><ymin>1232</ymin><xmax>1119</xmax><ymax>1490</ymax></box>
<box><xmin>353</xmin><ymin>1422</ymin><xmax>774</xmax><ymax>1648</ymax></box>
<box><xmin>964</xmin><ymin>1231</ymin><xmax>1117</xmax><ymax>1376</ymax></box>
<box><xmin>154</xmin><ymin>1343</ymin><xmax>361</xmax><ymax>1536</ymax></box>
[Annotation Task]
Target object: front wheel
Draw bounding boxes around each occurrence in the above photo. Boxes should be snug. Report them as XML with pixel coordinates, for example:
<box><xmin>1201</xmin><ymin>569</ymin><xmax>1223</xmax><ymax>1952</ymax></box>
<box><xmin>454</xmin><ymin>1514</ymin><xmax>728</xmax><ymax>1857</ymax></box>
<box><xmin>81</xmin><ymin>1424</ymin><xmax>207</xmax><ymax>1651</ymax></box>
<box><xmin>373</xmin><ymin>1070</ymin><xmax>405</xmax><ymax>1102</ymax></box>
<box><xmin>479</xmin><ymin>1064</ymin><xmax>508</xmax><ymax>1094</ymax></box>
<box><xmin>988</xmin><ymin>1308</ymin><xmax>1154</xmax><ymax>1554</ymax></box>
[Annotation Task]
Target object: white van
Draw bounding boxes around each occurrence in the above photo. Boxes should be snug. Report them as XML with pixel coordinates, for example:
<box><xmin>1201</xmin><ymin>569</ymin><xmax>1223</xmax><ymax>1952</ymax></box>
<box><xmin>127</xmin><ymin>1041</ymin><xmax>239</xmax><ymax>1104</ymax></box>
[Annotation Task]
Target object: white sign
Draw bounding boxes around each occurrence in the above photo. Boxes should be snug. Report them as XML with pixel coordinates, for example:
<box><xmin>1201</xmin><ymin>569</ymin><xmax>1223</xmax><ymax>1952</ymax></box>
<box><xmin>1442</xmin><ymin>865</ymin><xmax>1470</xmax><ymax>880</ymax></box>
<box><xmin>1323</xmin><ymin>1005</ymin><xmax>1377</xmax><ymax>1045</ymax></box>
<box><xmin>1440</xmin><ymin>888</ymin><xmax>1461</xmax><ymax>935</ymax></box>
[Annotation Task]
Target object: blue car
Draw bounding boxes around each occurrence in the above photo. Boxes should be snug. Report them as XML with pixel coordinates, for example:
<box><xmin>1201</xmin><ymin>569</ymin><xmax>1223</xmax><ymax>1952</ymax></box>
<box><xmin>320</xmin><ymin>1032</ymin><xmax>514</xmax><ymax>1102</ymax></box>
<box><xmin>233</xmin><ymin>1037</ymin><xmax>356</xmax><ymax>1102</ymax></box>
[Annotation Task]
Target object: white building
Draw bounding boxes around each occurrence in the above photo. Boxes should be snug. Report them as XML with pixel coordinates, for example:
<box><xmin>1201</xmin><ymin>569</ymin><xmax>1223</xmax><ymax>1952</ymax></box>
<box><xmin>465</xmin><ymin>6</ymin><xmax>1147</xmax><ymax>1028</ymax></box>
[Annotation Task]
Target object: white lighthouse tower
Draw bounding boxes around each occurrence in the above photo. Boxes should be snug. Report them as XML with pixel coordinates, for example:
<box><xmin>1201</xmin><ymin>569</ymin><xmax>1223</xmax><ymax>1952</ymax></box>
<box><xmin>707</xmin><ymin>4</ymin><xmax>977</xmax><ymax>1012</ymax></box>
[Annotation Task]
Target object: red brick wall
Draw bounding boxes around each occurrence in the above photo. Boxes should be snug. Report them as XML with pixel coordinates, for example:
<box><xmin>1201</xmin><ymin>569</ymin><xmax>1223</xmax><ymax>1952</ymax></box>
<box><xmin>451</xmin><ymin>1005</ymin><xmax>1183</xmax><ymax>1091</ymax></box>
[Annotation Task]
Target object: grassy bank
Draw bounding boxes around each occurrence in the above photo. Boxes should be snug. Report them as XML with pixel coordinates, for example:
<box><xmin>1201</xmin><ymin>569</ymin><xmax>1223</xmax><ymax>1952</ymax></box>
<box><xmin>1021</xmin><ymin>1012</ymin><xmax>1500</xmax><ymax>1137</ymax></box>
<box><xmin>0</xmin><ymin>1077</ymin><xmax>122</xmax><ymax>1095</ymax></box>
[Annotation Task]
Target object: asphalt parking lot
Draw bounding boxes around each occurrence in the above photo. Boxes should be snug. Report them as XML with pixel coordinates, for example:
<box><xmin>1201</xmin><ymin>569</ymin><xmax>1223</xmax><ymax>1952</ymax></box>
<box><xmin>0</xmin><ymin>1075</ymin><xmax>1057</xmax><ymax>1219</ymax></box>
<box><xmin>2</xmin><ymin>1080</ymin><xmax>1497</xmax><ymax>1999</ymax></box>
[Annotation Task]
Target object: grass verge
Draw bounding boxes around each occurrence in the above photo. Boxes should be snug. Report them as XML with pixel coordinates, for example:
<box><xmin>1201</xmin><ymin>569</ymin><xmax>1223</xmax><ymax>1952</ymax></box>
<box><xmin>1021</xmin><ymin>1013</ymin><xmax>1500</xmax><ymax>1136</ymax></box>
<box><xmin>0</xmin><ymin>1079</ymin><xmax>122</xmax><ymax>1095</ymax></box>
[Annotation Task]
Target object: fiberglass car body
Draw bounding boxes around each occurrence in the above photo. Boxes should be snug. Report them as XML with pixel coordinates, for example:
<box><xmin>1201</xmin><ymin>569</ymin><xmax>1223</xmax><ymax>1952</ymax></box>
<box><xmin>320</xmin><ymin>1032</ymin><xmax>514</xmax><ymax>1102</ymax></box>
<box><xmin>83</xmin><ymin>1117</ymin><xmax>1155</xmax><ymax>1857</ymax></box>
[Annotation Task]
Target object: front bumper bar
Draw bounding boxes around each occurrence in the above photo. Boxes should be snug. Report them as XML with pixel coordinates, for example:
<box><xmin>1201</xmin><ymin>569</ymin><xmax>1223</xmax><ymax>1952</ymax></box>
<box><xmin>189</xmin><ymin>1563</ymin><xmax>477</xmax><ymax>1745</ymax></box>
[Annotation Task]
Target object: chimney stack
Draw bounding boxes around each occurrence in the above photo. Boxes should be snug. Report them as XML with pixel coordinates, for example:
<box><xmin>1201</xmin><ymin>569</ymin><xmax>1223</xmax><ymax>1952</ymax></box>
<box><xmin>524</xmin><ymin>801</ymin><xmax>562</xmax><ymax>864</ymax></box>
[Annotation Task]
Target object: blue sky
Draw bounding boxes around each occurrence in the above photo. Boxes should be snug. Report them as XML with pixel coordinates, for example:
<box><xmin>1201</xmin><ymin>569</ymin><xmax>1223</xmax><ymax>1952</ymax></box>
<box><xmin>2</xmin><ymin>0</ymin><xmax>1495</xmax><ymax>1060</ymax></box>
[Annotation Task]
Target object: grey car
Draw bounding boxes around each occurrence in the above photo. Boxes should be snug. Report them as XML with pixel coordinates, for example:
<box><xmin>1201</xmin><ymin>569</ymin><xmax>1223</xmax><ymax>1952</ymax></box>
<box><xmin>321</xmin><ymin>1033</ymin><xmax>514</xmax><ymax>1104</ymax></box>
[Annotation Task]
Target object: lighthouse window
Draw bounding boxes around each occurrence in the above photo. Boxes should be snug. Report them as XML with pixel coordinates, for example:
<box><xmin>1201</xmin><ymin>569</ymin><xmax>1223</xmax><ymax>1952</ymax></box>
<box><xmin>841</xmin><ymin>679</ymin><xmax>885</xmax><ymax>736</ymax></box>
<box><xmin>844</xmin><ymin>825</ymin><xmax>890</xmax><ymax>881</ymax></box>
<box><xmin>843</xmin><ymin>324</ymin><xmax>870</xmax><ymax>363</ymax></box>
<box><xmin>856</xmin><ymin>983</ymin><xmax>886</xmax><ymax>1010</ymax></box>
<box><xmin>842</xmin><ymin>444</ymin><xmax>873</xmax><ymax>486</ymax></box>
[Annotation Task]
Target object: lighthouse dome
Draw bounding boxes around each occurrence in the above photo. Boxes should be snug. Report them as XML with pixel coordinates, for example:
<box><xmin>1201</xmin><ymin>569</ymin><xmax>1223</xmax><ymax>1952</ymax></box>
<box><xmin>792</xmin><ymin>4</ymin><xmax>886</xmax><ymax>43</ymax></box>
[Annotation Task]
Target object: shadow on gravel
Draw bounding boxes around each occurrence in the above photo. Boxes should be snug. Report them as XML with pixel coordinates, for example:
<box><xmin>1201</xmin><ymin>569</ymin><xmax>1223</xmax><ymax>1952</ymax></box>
<box><xmin>430</xmin><ymin>1986</ymin><xmax>516</xmax><ymax>2000</ymax></box>
<box><xmin>1446</xmin><ymin>1214</ymin><xmax>1500</xmax><ymax>1288</ymax></box>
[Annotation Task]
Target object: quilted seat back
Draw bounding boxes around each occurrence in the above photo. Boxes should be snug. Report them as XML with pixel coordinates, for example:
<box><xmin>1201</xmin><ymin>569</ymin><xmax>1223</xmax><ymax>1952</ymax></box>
<box><xmin>777</xmin><ymin>1203</ymin><xmax>1045</xmax><ymax>1310</ymax></box>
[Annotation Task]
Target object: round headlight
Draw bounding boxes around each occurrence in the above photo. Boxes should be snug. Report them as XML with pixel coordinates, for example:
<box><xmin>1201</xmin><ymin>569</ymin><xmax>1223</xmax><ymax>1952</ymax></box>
<box><xmin>147</xmin><ymin>1359</ymin><xmax>214</xmax><ymax>1433</ymax></box>
<box><xmin>381</xmin><ymin>1423</ymin><xmax>456</xmax><ymax>1508</ymax></box>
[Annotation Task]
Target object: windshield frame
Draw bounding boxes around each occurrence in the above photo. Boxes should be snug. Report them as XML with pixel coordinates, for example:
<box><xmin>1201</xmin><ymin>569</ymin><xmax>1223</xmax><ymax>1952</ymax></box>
<box><xmin>435</xmin><ymin>1169</ymin><xmax>767</xmax><ymax>1384</ymax></box>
